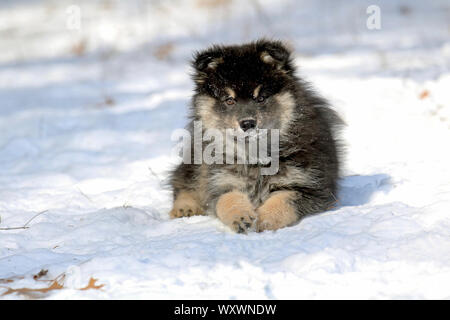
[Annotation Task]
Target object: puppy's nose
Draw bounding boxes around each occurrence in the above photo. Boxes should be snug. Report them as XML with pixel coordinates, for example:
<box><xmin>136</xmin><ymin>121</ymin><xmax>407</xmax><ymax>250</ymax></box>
<box><xmin>239</xmin><ymin>119</ymin><xmax>257</xmax><ymax>132</ymax></box>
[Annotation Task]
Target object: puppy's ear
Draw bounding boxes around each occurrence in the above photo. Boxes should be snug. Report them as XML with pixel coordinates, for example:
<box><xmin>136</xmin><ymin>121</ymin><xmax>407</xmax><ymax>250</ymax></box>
<box><xmin>192</xmin><ymin>50</ymin><xmax>224</xmax><ymax>72</ymax></box>
<box><xmin>257</xmin><ymin>40</ymin><xmax>294</xmax><ymax>74</ymax></box>
<box><xmin>191</xmin><ymin>49</ymin><xmax>224</xmax><ymax>84</ymax></box>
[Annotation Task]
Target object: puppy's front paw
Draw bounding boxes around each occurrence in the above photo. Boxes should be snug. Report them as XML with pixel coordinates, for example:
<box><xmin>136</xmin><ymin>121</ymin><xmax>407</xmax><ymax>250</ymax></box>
<box><xmin>256</xmin><ymin>191</ymin><xmax>299</xmax><ymax>232</ymax></box>
<box><xmin>170</xmin><ymin>192</ymin><xmax>204</xmax><ymax>219</ymax></box>
<box><xmin>232</xmin><ymin>213</ymin><xmax>257</xmax><ymax>233</ymax></box>
<box><xmin>216</xmin><ymin>191</ymin><xmax>256</xmax><ymax>233</ymax></box>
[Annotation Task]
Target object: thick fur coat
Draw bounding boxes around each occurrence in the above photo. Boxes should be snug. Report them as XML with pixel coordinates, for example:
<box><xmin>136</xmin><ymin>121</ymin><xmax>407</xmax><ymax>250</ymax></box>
<box><xmin>169</xmin><ymin>40</ymin><xmax>342</xmax><ymax>233</ymax></box>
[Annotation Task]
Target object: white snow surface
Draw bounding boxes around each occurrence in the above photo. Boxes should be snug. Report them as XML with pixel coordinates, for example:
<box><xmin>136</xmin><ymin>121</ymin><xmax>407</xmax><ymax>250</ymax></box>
<box><xmin>0</xmin><ymin>0</ymin><xmax>450</xmax><ymax>299</ymax></box>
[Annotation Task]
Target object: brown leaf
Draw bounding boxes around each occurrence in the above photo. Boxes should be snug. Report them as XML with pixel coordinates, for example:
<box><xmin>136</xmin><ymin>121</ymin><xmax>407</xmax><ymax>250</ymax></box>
<box><xmin>0</xmin><ymin>275</ymin><xmax>24</xmax><ymax>284</ymax></box>
<box><xmin>96</xmin><ymin>96</ymin><xmax>115</xmax><ymax>108</ymax></box>
<box><xmin>0</xmin><ymin>278</ymin><xmax>15</xmax><ymax>284</ymax></box>
<box><xmin>1</xmin><ymin>278</ymin><xmax>64</xmax><ymax>296</ymax></box>
<box><xmin>1</xmin><ymin>275</ymin><xmax>104</xmax><ymax>297</ymax></box>
<box><xmin>419</xmin><ymin>90</ymin><xmax>430</xmax><ymax>99</ymax></box>
<box><xmin>153</xmin><ymin>43</ymin><xmax>174</xmax><ymax>61</ymax></box>
<box><xmin>33</xmin><ymin>269</ymin><xmax>48</xmax><ymax>280</ymax></box>
<box><xmin>71</xmin><ymin>39</ymin><xmax>87</xmax><ymax>57</ymax></box>
<box><xmin>80</xmin><ymin>277</ymin><xmax>104</xmax><ymax>291</ymax></box>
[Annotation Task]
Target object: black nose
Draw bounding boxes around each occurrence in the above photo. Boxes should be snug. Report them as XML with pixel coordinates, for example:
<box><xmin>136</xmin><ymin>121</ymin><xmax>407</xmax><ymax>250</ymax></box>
<box><xmin>239</xmin><ymin>119</ymin><xmax>256</xmax><ymax>131</ymax></box>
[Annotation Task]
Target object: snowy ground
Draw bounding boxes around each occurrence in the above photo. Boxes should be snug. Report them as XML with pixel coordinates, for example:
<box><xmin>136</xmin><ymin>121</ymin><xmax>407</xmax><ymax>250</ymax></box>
<box><xmin>0</xmin><ymin>0</ymin><xmax>450</xmax><ymax>299</ymax></box>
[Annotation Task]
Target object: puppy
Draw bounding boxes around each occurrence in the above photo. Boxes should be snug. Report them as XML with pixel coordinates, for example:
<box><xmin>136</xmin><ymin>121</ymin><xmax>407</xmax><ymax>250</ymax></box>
<box><xmin>169</xmin><ymin>39</ymin><xmax>342</xmax><ymax>233</ymax></box>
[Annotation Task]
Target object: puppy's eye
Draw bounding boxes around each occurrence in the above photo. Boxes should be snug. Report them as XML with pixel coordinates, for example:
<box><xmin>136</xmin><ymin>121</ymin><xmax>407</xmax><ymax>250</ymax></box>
<box><xmin>225</xmin><ymin>97</ymin><xmax>236</xmax><ymax>105</ymax></box>
<box><xmin>256</xmin><ymin>96</ymin><xmax>265</xmax><ymax>103</ymax></box>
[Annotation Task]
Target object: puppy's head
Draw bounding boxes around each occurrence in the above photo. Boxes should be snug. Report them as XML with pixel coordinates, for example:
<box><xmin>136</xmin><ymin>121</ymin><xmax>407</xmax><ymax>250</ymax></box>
<box><xmin>191</xmin><ymin>40</ymin><xmax>297</xmax><ymax>134</ymax></box>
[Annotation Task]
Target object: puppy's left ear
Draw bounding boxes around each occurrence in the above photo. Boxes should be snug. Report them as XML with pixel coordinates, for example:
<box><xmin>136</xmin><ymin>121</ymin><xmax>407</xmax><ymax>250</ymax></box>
<box><xmin>192</xmin><ymin>51</ymin><xmax>224</xmax><ymax>72</ymax></box>
<box><xmin>258</xmin><ymin>40</ymin><xmax>294</xmax><ymax>74</ymax></box>
<box><xmin>191</xmin><ymin>47</ymin><xmax>224</xmax><ymax>84</ymax></box>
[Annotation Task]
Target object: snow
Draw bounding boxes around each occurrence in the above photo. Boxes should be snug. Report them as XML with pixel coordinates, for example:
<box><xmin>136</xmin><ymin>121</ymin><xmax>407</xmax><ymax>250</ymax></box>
<box><xmin>0</xmin><ymin>0</ymin><xmax>450</xmax><ymax>299</ymax></box>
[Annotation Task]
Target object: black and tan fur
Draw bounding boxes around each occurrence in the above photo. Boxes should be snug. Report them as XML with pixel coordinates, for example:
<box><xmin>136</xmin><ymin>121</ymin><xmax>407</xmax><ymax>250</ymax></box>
<box><xmin>170</xmin><ymin>40</ymin><xmax>342</xmax><ymax>233</ymax></box>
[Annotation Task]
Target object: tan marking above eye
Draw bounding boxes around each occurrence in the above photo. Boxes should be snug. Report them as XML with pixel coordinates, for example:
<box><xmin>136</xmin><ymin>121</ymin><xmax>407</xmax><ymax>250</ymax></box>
<box><xmin>225</xmin><ymin>87</ymin><xmax>236</xmax><ymax>99</ymax></box>
<box><xmin>253</xmin><ymin>85</ymin><xmax>262</xmax><ymax>99</ymax></box>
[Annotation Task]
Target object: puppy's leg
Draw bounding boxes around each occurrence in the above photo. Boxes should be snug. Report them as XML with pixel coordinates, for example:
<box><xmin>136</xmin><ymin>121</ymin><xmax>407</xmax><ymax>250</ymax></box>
<box><xmin>216</xmin><ymin>191</ymin><xmax>257</xmax><ymax>233</ymax></box>
<box><xmin>256</xmin><ymin>191</ymin><xmax>299</xmax><ymax>232</ymax></box>
<box><xmin>170</xmin><ymin>191</ymin><xmax>205</xmax><ymax>218</ymax></box>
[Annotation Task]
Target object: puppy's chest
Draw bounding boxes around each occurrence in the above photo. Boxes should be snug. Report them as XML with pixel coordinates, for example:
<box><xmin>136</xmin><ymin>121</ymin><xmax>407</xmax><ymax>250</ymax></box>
<box><xmin>225</xmin><ymin>165</ymin><xmax>273</xmax><ymax>206</ymax></box>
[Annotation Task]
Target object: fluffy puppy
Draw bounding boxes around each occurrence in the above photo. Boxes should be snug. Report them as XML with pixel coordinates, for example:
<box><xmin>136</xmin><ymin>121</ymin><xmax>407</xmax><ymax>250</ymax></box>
<box><xmin>169</xmin><ymin>39</ymin><xmax>342</xmax><ymax>233</ymax></box>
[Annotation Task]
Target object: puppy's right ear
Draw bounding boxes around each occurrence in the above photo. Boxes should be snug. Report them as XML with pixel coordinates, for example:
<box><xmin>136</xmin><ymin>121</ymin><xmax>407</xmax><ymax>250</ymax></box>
<box><xmin>192</xmin><ymin>49</ymin><xmax>224</xmax><ymax>85</ymax></box>
<box><xmin>193</xmin><ymin>51</ymin><xmax>223</xmax><ymax>72</ymax></box>
<box><xmin>193</xmin><ymin>47</ymin><xmax>224</xmax><ymax>71</ymax></box>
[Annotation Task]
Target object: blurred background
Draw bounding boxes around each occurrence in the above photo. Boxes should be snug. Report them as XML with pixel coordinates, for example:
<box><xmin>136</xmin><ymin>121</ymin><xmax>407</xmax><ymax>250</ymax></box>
<box><xmin>0</xmin><ymin>0</ymin><xmax>450</xmax><ymax>299</ymax></box>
